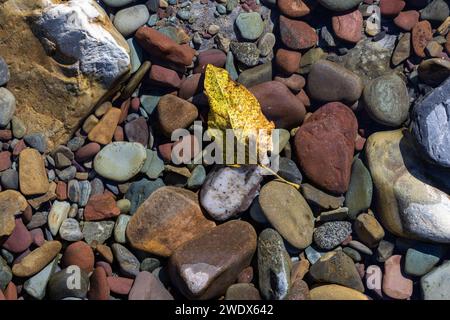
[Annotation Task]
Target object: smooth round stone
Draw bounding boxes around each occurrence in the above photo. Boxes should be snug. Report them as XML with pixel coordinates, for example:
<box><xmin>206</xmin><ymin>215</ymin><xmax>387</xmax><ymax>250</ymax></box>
<box><xmin>62</xmin><ymin>241</ymin><xmax>94</xmax><ymax>273</ymax></box>
<box><xmin>345</xmin><ymin>157</ymin><xmax>373</xmax><ymax>219</ymax></box>
<box><xmin>48</xmin><ymin>201</ymin><xmax>70</xmax><ymax>236</ymax></box>
<box><xmin>140</xmin><ymin>149</ymin><xmax>164</xmax><ymax>179</ymax></box>
<box><xmin>117</xmin><ymin>199</ymin><xmax>131</xmax><ymax>214</ymax></box>
<box><xmin>225</xmin><ymin>283</ymin><xmax>261</xmax><ymax>300</ymax></box>
<box><xmin>94</xmin><ymin>142</ymin><xmax>147</xmax><ymax>182</ymax></box>
<box><xmin>67</xmin><ymin>136</ymin><xmax>85</xmax><ymax>152</ymax></box>
<box><xmin>1</xmin><ymin>168</ymin><xmax>18</xmax><ymax>190</ymax></box>
<box><xmin>317</xmin><ymin>0</ymin><xmax>362</xmax><ymax>12</ymax></box>
<box><xmin>363</xmin><ymin>74</ymin><xmax>410</xmax><ymax>127</ymax></box>
<box><xmin>258</xmin><ymin>33</ymin><xmax>276</xmax><ymax>57</ymax></box>
<box><xmin>235</xmin><ymin>12</ymin><xmax>264</xmax><ymax>41</ymax></box>
<box><xmin>310</xmin><ymin>284</ymin><xmax>368</xmax><ymax>300</ymax></box>
<box><xmin>140</xmin><ymin>258</ymin><xmax>160</xmax><ymax>273</ymax></box>
<box><xmin>102</xmin><ymin>0</ymin><xmax>136</xmax><ymax>7</ymax></box>
<box><xmin>0</xmin><ymin>88</ymin><xmax>16</xmax><ymax>127</ymax></box>
<box><xmin>314</xmin><ymin>221</ymin><xmax>352</xmax><ymax>250</ymax></box>
<box><xmin>114</xmin><ymin>5</ymin><xmax>150</xmax><ymax>37</ymax></box>
<box><xmin>0</xmin><ymin>57</ymin><xmax>9</xmax><ymax>86</ymax></box>
<box><xmin>259</xmin><ymin>181</ymin><xmax>314</xmax><ymax>249</ymax></box>
<box><xmin>114</xmin><ymin>214</ymin><xmax>130</xmax><ymax>244</ymax></box>
<box><xmin>230</xmin><ymin>42</ymin><xmax>260</xmax><ymax>67</ymax></box>
<box><xmin>421</xmin><ymin>260</ymin><xmax>450</xmax><ymax>300</ymax></box>
<box><xmin>405</xmin><ymin>243</ymin><xmax>443</xmax><ymax>276</ymax></box>
<box><xmin>200</xmin><ymin>166</ymin><xmax>262</xmax><ymax>221</ymax></box>
<box><xmin>11</xmin><ymin>116</ymin><xmax>26</xmax><ymax>139</ymax></box>
<box><xmin>112</xmin><ymin>243</ymin><xmax>140</xmax><ymax>278</ymax></box>
<box><xmin>258</xmin><ymin>228</ymin><xmax>291</xmax><ymax>300</ymax></box>
<box><xmin>47</xmin><ymin>267</ymin><xmax>89</xmax><ymax>300</ymax></box>
<box><xmin>12</xmin><ymin>241</ymin><xmax>62</xmax><ymax>277</ymax></box>
<box><xmin>59</xmin><ymin>218</ymin><xmax>83</xmax><ymax>242</ymax></box>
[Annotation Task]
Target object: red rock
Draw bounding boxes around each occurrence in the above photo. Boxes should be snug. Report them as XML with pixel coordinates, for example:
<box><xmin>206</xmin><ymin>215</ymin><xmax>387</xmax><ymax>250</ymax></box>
<box><xmin>179</xmin><ymin>73</ymin><xmax>203</xmax><ymax>100</ymax></box>
<box><xmin>275</xmin><ymin>49</ymin><xmax>302</xmax><ymax>75</ymax></box>
<box><xmin>278</xmin><ymin>0</ymin><xmax>310</xmax><ymax>18</ymax></box>
<box><xmin>88</xmin><ymin>267</ymin><xmax>110</xmax><ymax>300</ymax></box>
<box><xmin>382</xmin><ymin>255</ymin><xmax>413</xmax><ymax>300</ymax></box>
<box><xmin>294</xmin><ymin>102</ymin><xmax>357</xmax><ymax>194</ymax></box>
<box><xmin>237</xmin><ymin>266</ymin><xmax>254</xmax><ymax>283</ymax></box>
<box><xmin>114</xmin><ymin>126</ymin><xmax>124</xmax><ymax>141</ymax></box>
<box><xmin>128</xmin><ymin>271</ymin><xmax>174</xmax><ymax>300</ymax></box>
<box><xmin>135</xmin><ymin>26</ymin><xmax>196</xmax><ymax>66</ymax></box>
<box><xmin>22</xmin><ymin>205</ymin><xmax>33</xmax><ymax>224</ymax></box>
<box><xmin>96</xmin><ymin>261</ymin><xmax>113</xmax><ymax>276</ymax></box>
<box><xmin>61</xmin><ymin>241</ymin><xmax>95</xmax><ymax>273</ymax></box>
<box><xmin>107</xmin><ymin>276</ymin><xmax>134</xmax><ymax>295</ymax></box>
<box><xmin>393</xmin><ymin>10</ymin><xmax>419</xmax><ymax>31</ymax></box>
<box><xmin>84</xmin><ymin>193</ymin><xmax>121</xmax><ymax>221</ymax></box>
<box><xmin>75</xmin><ymin>142</ymin><xmax>101</xmax><ymax>162</ymax></box>
<box><xmin>4</xmin><ymin>282</ymin><xmax>17</xmax><ymax>300</ymax></box>
<box><xmin>332</xmin><ymin>9</ymin><xmax>363</xmax><ymax>43</ymax></box>
<box><xmin>412</xmin><ymin>20</ymin><xmax>433</xmax><ymax>58</ymax></box>
<box><xmin>119</xmin><ymin>99</ymin><xmax>130</xmax><ymax>124</ymax></box>
<box><xmin>380</xmin><ymin>0</ymin><xmax>405</xmax><ymax>16</ymax></box>
<box><xmin>250</xmin><ymin>81</ymin><xmax>306</xmax><ymax>129</ymax></box>
<box><xmin>0</xmin><ymin>130</ymin><xmax>12</xmax><ymax>141</ymax></box>
<box><xmin>279</xmin><ymin>16</ymin><xmax>318</xmax><ymax>50</ymax></box>
<box><xmin>194</xmin><ymin>49</ymin><xmax>227</xmax><ymax>73</ymax></box>
<box><xmin>56</xmin><ymin>181</ymin><xmax>67</xmax><ymax>201</ymax></box>
<box><xmin>149</xmin><ymin>64</ymin><xmax>182</xmax><ymax>88</ymax></box>
<box><xmin>12</xmin><ymin>140</ymin><xmax>26</xmax><ymax>156</ymax></box>
<box><xmin>158</xmin><ymin>143</ymin><xmax>174</xmax><ymax>162</ymax></box>
<box><xmin>30</xmin><ymin>228</ymin><xmax>45</xmax><ymax>247</ymax></box>
<box><xmin>296</xmin><ymin>90</ymin><xmax>311</xmax><ymax>108</ymax></box>
<box><xmin>274</xmin><ymin>74</ymin><xmax>305</xmax><ymax>93</ymax></box>
<box><xmin>130</xmin><ymin>97</ymin><xmax>140</xmax><ymax>112</ymax></box>
<box><xmin>0</xmin><ymin>151</ymin><xmax>11</xmax><ymax>171</ymax></box>
<box><xmin>2</xmin><ymin>218</ymin><xmax>32</xmax><ymax>253</ymax></box>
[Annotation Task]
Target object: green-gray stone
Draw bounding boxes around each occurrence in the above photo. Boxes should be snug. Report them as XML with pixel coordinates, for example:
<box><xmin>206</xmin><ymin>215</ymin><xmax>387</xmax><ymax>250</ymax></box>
<box><xmin>114</xmin><ymin>214</ymin><xmax>131</xmax><ymax>244</ymax></box>
<box><xmin>363</xmin><ymin>74</ymin><xmax>410</xmax><ymax>127</ymax></box>
<box><xmin>11</xmin><ymin>116</ymin><xmax>26</xmax><ymax>139</ymax></box>
<box><xmin>230</xmin><ymin>42</ymin><xmax>260</xmax><ymax>67</ymax></box>
<box><xmin>140</xmin><ymin>257</ymin><xmax>161</xmax><ymax>272</ymax></box>
<box><xmin>343</xmin><ymin>247</ymin><xmax>362</xmax><ymax>262</ymax></box>
<box><xmin>0</xmin><ymin>256</ymin><xmax>12</xmax><ymax>291</ymax></box>
<box><xmin>141</xmin><ymin>149</ymin><xmax>164</xmax><ymax>179</ymax></box>
<box><xmin>225</xmin><ymin>51</ymin><xmax>238</xmax><ymax>81</ymax></box>
<box><xmin>258</xmin><ymin>228</ymin><xmax>291</xmax><ymax>300</ymax></box>
<box><xmin>235</xmin><ymin>12</ymin><xmax>264</xmax><ymax>41</ymax></box>
<box><xmin>420</xmin><ymin>0</ymin><xmax>449</xmax><ymax>23</ymax></box>
<box><xmin>24</xmin><ymin>258</ymin><xmax>58</xmax><ymax>300</ymax></box>
<box><xmin>421</xmin><ymin>260</ymin><xmax>450</xmax><ymax>300</ymax></box>
<box><xmin>187</xmin><ymin>165</ymin><xmax>206</xmax><ymax>189</ymax></box>
<box><xmin>82</xmin><ymin>221</ymin><xmax>115</xmax><ymax>245</ymax></box>
<box><xmin>317</xmin><ymin>0</ymin><xmax>362</xmax><ymax>12</ymax></box>
<box><xmin>238</xmin><ymin>62</ymin><xmax>273</xmax><ymax>87</ymax></box>
<box><xmin>405</xmin><ymin>243</ymin><xmax>444</xmax><ymax>276</ymax></box>
<box><xmin>345</xmin><ymin>157</ymin><xmax>373</xmax><ymax>219</ymax></box>
<box><xmin>125</xmin><ymin>178</ymin><xmax>165</xmax><ymax>214</ymax></box>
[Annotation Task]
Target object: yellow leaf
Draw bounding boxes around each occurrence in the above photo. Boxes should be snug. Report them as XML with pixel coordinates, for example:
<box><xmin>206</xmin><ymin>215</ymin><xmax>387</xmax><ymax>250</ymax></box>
<box><xmin>204</xmin><ymin>64</ymin><xmax>275</xmax><ymax>161</ymax></box>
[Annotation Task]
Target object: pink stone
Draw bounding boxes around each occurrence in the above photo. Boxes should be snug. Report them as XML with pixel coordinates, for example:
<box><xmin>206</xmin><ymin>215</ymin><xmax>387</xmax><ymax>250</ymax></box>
<box><xmin>382</xmin><ymin>255</ymin><xmax>413</xmax><ymax>300</ymax></box>
<box><xmin>30</xmin><ymin>228</ymin><xmax>45</xmax><ymax>247</ymax></box>
<box><xmin>394</xmin><ymin>10</ymin><xmax>419</xmax><ymax>31</ymax></box>
<box><xmin>2</xmin><ymin>218</ymin><xmax>32</xmax><ymax>253</ymax></box>
<box><xmin>128</xmin><ymin>271</ymin><xmax>173</xmax><ymax>300</ymax></box>
<box><xmin>96</xmin><ymin>261</ymin><xmax>113</xmax><ymax>277</ymax></box>
<box><xmin>149</xmin><ymin>64</ymin><xmax>182</xmax><ymax>88</ymax></box>
<box><xmin>332</xmin><ymin>9</ymin><xmax>363</xmax><ymax>43</ymax></box>
<box><xmin>194</xmin><ymin>49</ymin><xmax>227</xmax><ymax>74</ymax></box>
<box><xmin>107</xmin><ymin>276</ymin><xmax>134</xmax><ymax>295</ymax></box>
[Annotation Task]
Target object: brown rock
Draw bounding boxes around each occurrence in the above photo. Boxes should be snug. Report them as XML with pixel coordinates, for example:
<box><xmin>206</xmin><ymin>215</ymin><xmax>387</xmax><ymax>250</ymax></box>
<box><xmin>129</xmin><ymin>271</ymin><xmax>174</xmax><ymax>300</ymax></box>
<box><xmin>392</xmin><ymin>32</ymin><xmax>411</xmax><ymax>66</ymax></box>
<box><xmin>88</xmin><ymin>107</ymin><xmax>121</xmax><ymax>145</ymax></box>
<box><xmin>279</xmin><ymin>16</ymin><xmax>318</xmax><ymax>50</ymax></box>
<box><xmin>75</xmin><ymin>142</ymin><xmax>101</xmax><ymax>162</ymax></box>
<box><xmin>135</xmin><ymin>26</ymin><xmax>196</xmax><ymax>66</ymax></box>
<box><xmin>179</xmin><ymin>73</ymin><xmax>203</xmax><ymax>99</ymax></box>
<box><xmin>412</xmin><ymin>20</ymin><xmax>433</xmax><ymax>58</ymax></box>
<box><xmin>225</xmin><ymin>283</ymin><xmax>261</xmax><ymax>300</ymax></box>
<box><xmin>382</xmin><ymin>255</ymin><xmax>413</xmax><ymax>300</ymax></box>
<box><xmin>237</xmin><ymin>266</ymin><xmax>254</xmax><ymax>283</ymax></box>
<box><xmin>285</xmin><ymin>279</ymin><xmax>310</xmax><ymax>300</ymax></box>
<box><xmin>275</xmin><ymin>49</ymin><xmax>302</xmax><ymax>75</ymax></box>
<box><xmin>12</xmin><ymin>240</ymin><xmax>62</xmax><ymax>277</ymax></box>
<box><xmin>354</xmin><ymin>213</ymin><xmax>385</xmax><ymax>248</ymax></box>
<box><xmin>294</xmin><ymin>102</ymin><xmax>357</xmax><ymax>194</ymax></box>
<box><xmin>157</xmin><ymin>94</ymin><xmax>198</xmax><ymax>137</ymax></box>
<box><xmin>62</xmin><ymin>241</ymin><xmax>95</xmax><ymax>273</ymax></box>
<box><xmin>310</xmin><ymin>284</ymin><xmax>369</xmax><ymax>300</ymax></box>
<box><xmin>168</xmin><ymin>220</ymin><xmax>257</xmax><ymax>300</ymax></box>
<box><xmin>126</xmin><ymin>186</ymin><xmax>215</xmax><ymax>257</ymax></box>
<box><xmin>332</xmin><ymin>9</ymin><xmax>363</xmax><ymax>43</ymax></box>
<box><xmin>19</xmin><ymin>148</ymin><xmax>49</xmax><ymax>196</ymax></box>
<box><xmin>394</xmin><ymin>10</ymin><xmax>420</xmax><ymax>31</ymax></box>
<box><xmin>380</xmin><ymin>0</ymin><xmax>405</xmax><ymax>15</ymax></box>
<box><xmin>0</xmin><ymin>0</ymin><xmax>130</xmax><ymax>149</ymax></box>
<box><xmin>0</xmin><ymin>190</ymin><xmax>28</xmax><ymax>237</ymax></box>
<box><xmin>84</xmin><ymin>193</ymin><xmax>121</xmax><ymax>221</ymax></box>
<box><xmin>55</xmin><ymin>181</ymin><xmax>68</xmax><ymax>201</ymax></box>
<box><xmin>250</xmin><ymin>81</ymin><xmax>306</xmax><ymax>129</ymax></box>
<box><xmin>278</xmin><ymin>0</ymin><xmax>310</xmax><ymax>18</ymax></box>
<box><xmin>274</xmin><ymin>74</ymin><xmax>305</xmax><ymax>93</ymax></box>
<box><xmin>96</xmin><ymin>244</ymin><xmax>114</xmax><ymax>264</ymax></box>
<box><xmin>88</xmin><ymin>267</ymin><xmax>110</xmax><ymax>300</ymax></box>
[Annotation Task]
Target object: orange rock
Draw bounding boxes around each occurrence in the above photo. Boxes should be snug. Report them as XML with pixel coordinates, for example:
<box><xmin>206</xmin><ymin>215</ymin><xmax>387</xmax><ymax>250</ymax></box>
<box><xmin>412</xmin><ymin>20</ymin><xmax>433</xmax><ymax>58</ymax></box>
<box><xmin>88</xmin><ymin>107</ymin><xmax>121</xmax><ymax>145</ymax></box>
<box><xmin>84</xmin><ymin>193</ymin><xmax>121</xmax><ymax>221</ymax></box>
<box><xmin>126</xmin><ymin>186</ymin><xmax>216</xmax><ymax>257</ymax></box>
<box><xmin>19</xmin><ymin>148</ymin><xmax>50</xmax><ymax>196</ymax></box>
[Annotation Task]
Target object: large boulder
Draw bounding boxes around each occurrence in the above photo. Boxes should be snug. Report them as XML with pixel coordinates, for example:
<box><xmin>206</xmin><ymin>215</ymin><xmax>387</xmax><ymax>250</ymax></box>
<box><xmin>365</xmin><ymin>129</ymin><xmax>450</xmax><ymax>243</ymax></box>
<box><xmin>0</xmin><ymin>0</ymin><xmax>130</xmax><ymax>150</ymax></box>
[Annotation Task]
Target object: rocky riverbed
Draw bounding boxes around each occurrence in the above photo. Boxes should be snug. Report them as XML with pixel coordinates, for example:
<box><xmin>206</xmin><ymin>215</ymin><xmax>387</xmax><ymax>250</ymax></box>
<box><xmin>0</xmin><ymin>0</ymin><xmax>450</xmax><ymax>301</ymax></box>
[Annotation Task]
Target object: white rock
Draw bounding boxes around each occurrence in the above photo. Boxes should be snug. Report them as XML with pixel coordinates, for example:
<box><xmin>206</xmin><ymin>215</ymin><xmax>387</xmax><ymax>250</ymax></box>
<box><xmin>102</xmin><ymin>0</ymin><xmax>137</xmax><ymax>7</ymax></box>
<box><xmin>59</xmin><ymin>218</ymin><xmax>84</xmax><ymax>241</ymax></box>
<box><xmin>35</xmin><ymin>0</ymin><xmax>130</xmax><ymax>86</ymax></box>
<box><xmin>48</xmin><ymin>201</ymin><xmax>71</xmax><ymax>236</ymax></box>
<box><xmin>94</xmin><ymin>142</ymin><xmax>147</xmax><ymax>182</ymax></box>
<box><xmin>114</xmin><ymin>5</ymin><xmax>150</xmax><ymax>37</ymax></box>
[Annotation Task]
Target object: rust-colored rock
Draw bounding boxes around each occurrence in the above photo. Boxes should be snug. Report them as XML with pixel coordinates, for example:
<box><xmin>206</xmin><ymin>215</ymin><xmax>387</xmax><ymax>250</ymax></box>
<box><xmin>126</xmin><ymin>186</ymin><xmax>216</xmax><ymax>257</ymax></box>
<box><xmin>88</xmin><ymin>107</ymin><xmax>121</xmax><ymax>145</ymax></box>
<box><xmin>278</xmin><ymin>0</ymin><xmax>311</xmax><ymax>18</ymax></box>
<box><xmin>279</xmin><ymin>16</ymin><xmax>318</xmax><ymax>50</ymax></box>
<box><xmin>394</xmin><ymin>10</ymin><xmax>419</xmax><ymax>31</ymax></box>
<box><xmin>275</xmin><ymin>49</ymin><xmax>302</xmax><ymax>75</ymax></box>
<box><xmin>332</xmin><ymin>9</ymin><xmax>363</xmax><ymax>43</ymax></box>
<box><xmin>412</xmin><ymin>20</ymin><xmax>433</xmax><ymax>58</ymax></box>
<box><xmin>19</xmin><ymin>148</ymin><xmax>50</xmax><ymax>196</ymax></box>
<box><xmin>61</xmin><ymin>241</ymin><xmax>95</xmax><ymax>273</ymax></box>
<box><xmin>84</xmin><ymin>193</ymin><xmax>121</xmax><ymax>221</ymax></box>
<box><xmin>88</xmin><ymin>267</ymin><xmax>110</xmax><ymax>300</ymax></box>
